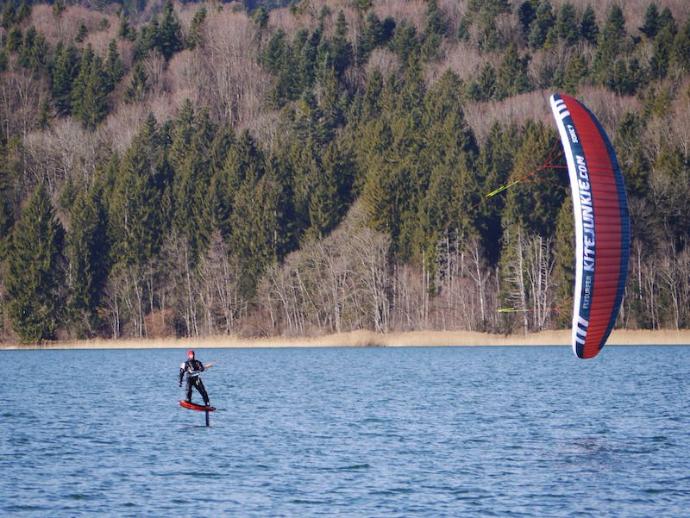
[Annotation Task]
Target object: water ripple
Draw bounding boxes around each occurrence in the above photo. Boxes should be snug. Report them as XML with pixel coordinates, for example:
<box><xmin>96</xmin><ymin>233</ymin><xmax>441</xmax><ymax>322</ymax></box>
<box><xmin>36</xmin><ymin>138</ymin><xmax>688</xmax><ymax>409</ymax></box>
<box><xmin>1</xmin><ymin>346</ymin><xmax>689</xmax><ymax>516</ymax></box>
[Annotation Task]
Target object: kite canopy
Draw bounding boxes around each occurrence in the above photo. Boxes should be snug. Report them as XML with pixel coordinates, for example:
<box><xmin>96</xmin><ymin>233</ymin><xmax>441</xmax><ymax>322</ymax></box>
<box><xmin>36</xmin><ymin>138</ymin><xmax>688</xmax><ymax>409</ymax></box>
<box><xmin>549</xmin><ymin>93</ymin><xmax>631</xmax><ymax>359</ymax></box>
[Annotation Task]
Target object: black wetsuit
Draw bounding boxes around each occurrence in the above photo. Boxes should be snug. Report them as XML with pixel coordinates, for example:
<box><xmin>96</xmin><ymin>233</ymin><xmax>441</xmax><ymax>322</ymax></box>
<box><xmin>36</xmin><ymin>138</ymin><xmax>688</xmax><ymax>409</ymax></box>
<box><xmin>179</xmin><ymin>359</ymin><xmax>210</xmax><ymax>405</ymax></box>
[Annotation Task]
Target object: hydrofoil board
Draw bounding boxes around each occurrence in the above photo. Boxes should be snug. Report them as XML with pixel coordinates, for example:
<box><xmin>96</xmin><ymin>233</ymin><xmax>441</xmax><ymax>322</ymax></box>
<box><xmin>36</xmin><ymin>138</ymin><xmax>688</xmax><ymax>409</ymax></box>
<box><xmin>180</xmin><ymin>400</ymin><xmax>216</xmax><ymax>412</ymax></box>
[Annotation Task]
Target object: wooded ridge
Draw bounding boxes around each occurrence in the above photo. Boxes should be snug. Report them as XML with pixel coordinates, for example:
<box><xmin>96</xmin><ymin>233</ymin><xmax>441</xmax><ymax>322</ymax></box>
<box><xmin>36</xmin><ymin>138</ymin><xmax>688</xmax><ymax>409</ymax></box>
<box><xmin>0</xmin><ymin>0</ymin><xmax>688</xmax><ymax>342</ymax></box>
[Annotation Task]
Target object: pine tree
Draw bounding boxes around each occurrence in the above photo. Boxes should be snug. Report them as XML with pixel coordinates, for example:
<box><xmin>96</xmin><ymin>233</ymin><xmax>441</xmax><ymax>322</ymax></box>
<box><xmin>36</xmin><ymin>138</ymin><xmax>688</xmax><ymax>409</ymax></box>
<box><xmin>503</xmin><ymin>122</ymin><xmax>567</xmax><ymax>237</ymax></box>
<box><xmin>579</xmin><ymin>5</ymin><xmax>598</xmax><ymax>45</ymax></box>
<box><xmin>51</xmin><ymin>43</ymin><xmax>80</xmax><ymax>116</ymax></box>
<box><xmin>496</xmin><ymin>44</ymin><xmax>531</xmax><ymax>99</ymax></box>
<box><xmin>421</xmin><ymin>0</ymin><xmax>447</xmax><ymax>60</ymax></box>
<box><xmin>187</xmin><ymin>7</ymin><xmax>207</xmax><ymax>49</ymax></box>
<box><xmin>474</xmin><ymin>123</ymin><xmax>516</xmax><ymax>264</ymax></box>
<box><xmin>391</xmin><ymin>22</ymin><xmax>419</xmax><ymax>65</ymax></box>
<box><xmin>0</xmin><ymin>145</ymin><xmax>16</xmax><ymax>262</ymax></box>
<box><xmin>118</xmin><ymin>14</ymin><xmax>135</xmax><ymax>41</ymax></box>
<box><xmin>297</xmin><ymin>28</ymin><xmax>319</xmax><ymax>92</ymax></box>
<box><xmin>331</xmin><ymin>11</ymin><xmax>353</xmax><ymax>78</ymax></box>
<box><xmin>75</xmin><ymin>23</ymin><xmax>88</xmax><ymax>43</ymax></box>
<box><xmin>556</xmin><ymin>2</ymin><xmax>579</xmax><ymax>45</ymax></box>
<box><xmin>171</xmin><ymin>103</ymin><xmax>214</xmax><ymax>262</ymax></box>
<box><xmin>468</xmin><ymin>63</ymin><xmax>497</xmax><ymax>101</ymax></box>
<box><xmin>671</xmin><ymin>16</ymin><xmax>690</xmax><ymax>73</ymax></box>
<box><xmin>562</xmin><ymin>54</ymin><xmax>587</xmax><ymax>93</ymax></box>
<box><xmin>552</xmin><ymin>196</ymin><xmax>574</xmax><ymax>327</ymax></box>
<box><xmin>253</xmin><ymin>6</ymin><xmax>269</xmax><ymax>30</ymax></box>
<box><xmin>357</xmin><ymin>12</ymin><xmax>382</xmax><ymax>63</ymax></box>
<box><xmin>109</xmin><ymin>115</ymin><xmax>166</xmax><ymax>267</ymax></box>
<box><xmin>528</xmin><ymin>1</ymin><xmax>555</xmax><ymax>49</ymax></box>
<box><xmin>213</xmin><ymin>130</ymin><xmax>263</xmax><ymax>238</ymax></box>
<box><xmin>1</xmin><ymin>3</ymin><xmax>16</xmax><ymax>30</ymax></box>
<box><xmin>640</xmin><ymin>3</ymin><xmax>660</xmax><ymax>39</ymax></box>
<box><xmin>125</xmin><ymin>62</ymin><xmax>149</xmax><ymax>103</ymax></box>
<box><xmin>264</xmin><ymin>153</ymin><xmax>297</xmax><ymax>259</ymax></box>
<box><xmin>18</xmin><ymin>26</ymin><xmax>49</xmax><ymax>72</ymax></box>
<box><xmin>593</xmin><ymin>5</ymin><xmax>629</xmax><ymax>85</ymax></box>
<box><xmin>72</xmin><ymin>46</ymin><xmax>110</xmax><ymax>129</ymax></box>
<box><xmin>67</xmin><ymin>188</ymin><xmax>110</xmax><ymax>337</ymax></box>
<box><xmin>658</xmin><ymin>7</ymin><xmax>677</xmax><ymax>35</ymax></box>
<box><xmin>614</xmin><ymin>112</ymin><xmax>650</xmax><ymax>198</ymax></box>
<box><xmin>6</xmin><ymin>27</ymin><xmax>22</xmax><ymax>52</ymax></box>
<box><xmin>308</xmin><ymin>141</ymin><xmax>346</xmax><ymax>239</ymax></box>
<box><xmin>157</xmin><ymin>0</ymin><xmax>183</xmax><ymax>60</ymax></box>
<box><xmin>105</xmin><ymin>40</ymin><xmax>124</xmax><ymax>91</ymax></box>
<box><xmin>517</xmin><ymin>1</ymin><xmax>537</xmax><ymax>40</ymax></box>
<box><xmin>17</xmin><ymin>1</ymin><xmax>30</xmax><ymax>23</ymax></box>
<box><xmin>228</xmin><ymin>172</ymin><xmax>277</xmax><ymax>298</ymax></box>
<box><xmin>6</xmin><ymin>184</ymin><xmax>65</xmax><ymax>342</ymax></box>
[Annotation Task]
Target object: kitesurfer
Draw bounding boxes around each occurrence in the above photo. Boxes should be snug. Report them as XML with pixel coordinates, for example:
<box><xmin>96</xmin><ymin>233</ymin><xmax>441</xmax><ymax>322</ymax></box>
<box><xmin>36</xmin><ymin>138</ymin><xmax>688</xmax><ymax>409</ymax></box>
<box><xmin>179</xmin><ymin>350</ymin><xmax>210</xmax><ymax>406</ymax></box>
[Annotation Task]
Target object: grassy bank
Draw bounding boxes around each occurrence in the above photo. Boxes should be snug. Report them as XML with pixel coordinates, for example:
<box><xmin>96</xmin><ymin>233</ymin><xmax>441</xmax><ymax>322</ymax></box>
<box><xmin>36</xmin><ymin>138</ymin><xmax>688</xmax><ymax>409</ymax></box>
<box><xmin>2</xmin><ymin>329</ymin><xmax>690</xmax><ymax>350</ymax></box>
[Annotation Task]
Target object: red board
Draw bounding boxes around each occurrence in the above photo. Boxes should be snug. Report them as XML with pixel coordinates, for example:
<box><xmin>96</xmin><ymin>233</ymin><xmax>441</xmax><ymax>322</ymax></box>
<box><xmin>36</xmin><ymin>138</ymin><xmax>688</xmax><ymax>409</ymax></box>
<box><xmin>179</xmin><ymin>400</ymin><xmax>216</xmax><ymax>412</ymax></box>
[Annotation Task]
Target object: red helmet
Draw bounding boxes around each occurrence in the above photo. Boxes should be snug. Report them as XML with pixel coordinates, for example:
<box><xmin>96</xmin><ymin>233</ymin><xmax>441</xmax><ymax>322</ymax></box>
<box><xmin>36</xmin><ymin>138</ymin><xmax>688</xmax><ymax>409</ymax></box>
<box><xmin>187</xmin><ymin>349</ymin><xmax>195</xmax><ymax>359</ymax></box>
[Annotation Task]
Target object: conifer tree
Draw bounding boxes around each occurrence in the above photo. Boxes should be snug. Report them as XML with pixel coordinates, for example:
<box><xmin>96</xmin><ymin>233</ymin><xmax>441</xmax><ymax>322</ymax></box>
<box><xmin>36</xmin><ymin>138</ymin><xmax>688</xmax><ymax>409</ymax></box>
<box><xmin>474</xmin><ymin>123</ymin><xmax>516</xmax><ymax>264</ymax></box>
<box><xmin>6</xmin><ymin>27</ymin><xmax>22</xmax><ymax>52</ymax></box>
<box><xmin>614</xmin><ymin>113</ymin><xmax>650</xmax><ymax>198</ymax></box>
<box><xmin>551</xmin><ymin>196</ymin><xmax>574</xmax><ymax>327</ymax></box>
<box><xmin>421</xmin><ymin>0</ymin><xmax>447</xmax><ymax>60</ymax></box>
<box><xmin>213</xmin><ymin>130</ymin><xmax>263</xmax><ymax>238</ymax></box>
<box><xmin>6</xmin><ymin>184</ymin><xmax>65</xmax><ymax>341</ymax></box>
<box><xmin>1</xmin><ymin>3</ymin><xmax>16</xmax><ymax>30</ymax></box>
<box><xmin>125</xmin><ymin>62</ymin><xmax>149</xmax><ymax>103</ymax></box>
<box><xmin>657</xmin><ymin>8</ymin><xmax>676</xmax><ymax>35</ymax></box>
<box><xmin>640</xmin><ymin>3</ymin><xmax>660</xmax><ymax>39</ymax></box>
<box><xmin>67</xmin><ymin>188</ymin><xmax>110</xmax><ymax>336</ymax></box>
<box><xmin>0</xmin><ymin>146</ymin><xmax>16</xmax><ymax>261</ymax></box>
<box><xmin>671</xmin><ymin>16</ymin><xmax>690</xmax><ymax>73</ymax></box>
<box><xmin>391</xmin><ymin>22</ymin><xmax>419</xmax><ymax>65</ymax></box>
<box><xmin>187</xmin><ymin>7</ymin><xmax>207</xmax><ymax>49</ymax></box>
<box><xmin>357</xmin><ymin>13</ymin><xmax>383</xmax><ymax>63</ymax></box>
<box><xmin>72</xmin><ymin>46</ymin><xmax>110</xmax><ymax>129</ymax></box>
<box><xmin>562</xmin><ymin>54</ymin><xmax>587</xmax><ymax>93</ymax></box>
<box><xmin>529</xmin><ymin>1</ymin><xmax>555</xmax><ymax>49</ymax></box>
<box><xmin>308</xmin><ymin>141</ymin><xmax>346</xmax><ymax>239</ymax></box>
<box><xmin>18</xmin><ymin>27</ymin><xmax>49</xmax><ymax>72</ymax></box>
<box><xmin>75</xmin><ymin>23</ymin><xmax>88</xmax><ymax>43</ymax></box>
<box><xmin>496</xmin><ymin>44</ymin><xmax>531</xmax><ymax>99</ymax></box>
<box><xmin>468</xmin><ymin>63</ymin><xmax>497</xmax><ymax>101</ymax></box>
<box><xmin>593</xmin><ymin>5</ymin><xmax>629</xmax><ymax>86</ymax></box>
<box><xmin>331</xmin><ymin>11</ymin><xmax>353</xmax><ymax>78</ymax></box>
<box><xmin>517</xmin><ymin>1</ymin><xmax>537</xmax><ymax>40</ymax></box>
<box><xmin>109</xmin><ymin>115</ymin><xmax>166</xmax><ymax>267</ymax></box>
<box><xmin>51</xmin><ymin>43</ymin><xmax>80</xmax><ymax>116</ymax></box>
<box><xmin>503</xmin><ymin>122</ymin><xmax>566</xmax><ymax>237</ymax></box>
<box><xmin>171</xmin><ymin>103</ymin><xmax>214</xmax><ymax>262</ymax></box>
<box><xmin>118</xmin><ymin>14</ymin><xmax>135</xmax><ymax>41</ymax></box>
<box><xmin>556</xmin><ymin>2</ymin><xmax>578</xmax><ymax>45</ymax></box>
<box><xmin>297</xmin><ymin>28</ymin><xmax>319</xmax><ymax>92</ymax></box>
<box><xmin>17</xmin><ymin>1</ymin><xmax>30</xmax><ymax>23</ymax></box>
<box><xmin>105</xmin><ymin>40</ymin><xmax>124</xmax><ymax>91</ymax></box>
<box><xmin>157</xmin><ymin>0</ymin><xmax>183</xmax><ymax>60</ymax></box>
<box><xmin>579</xmin><ymin>5</ymin><xmax>598</xmax><ymax>45</ymax></box>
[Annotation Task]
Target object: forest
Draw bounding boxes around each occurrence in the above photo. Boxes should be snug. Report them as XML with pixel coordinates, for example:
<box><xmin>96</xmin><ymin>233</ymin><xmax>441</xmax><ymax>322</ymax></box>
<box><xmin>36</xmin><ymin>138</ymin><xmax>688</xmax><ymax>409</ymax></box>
<box><xmin>0</xmin><ymin>0</ymin><xmax>688</xmax><ymax>342</ymax></box>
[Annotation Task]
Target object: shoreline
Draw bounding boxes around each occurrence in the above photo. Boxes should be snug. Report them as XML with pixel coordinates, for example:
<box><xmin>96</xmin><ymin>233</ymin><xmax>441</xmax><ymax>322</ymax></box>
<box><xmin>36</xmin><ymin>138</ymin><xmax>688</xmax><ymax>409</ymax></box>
<box><xmin>2</xmin><ymin>329</ymin><xmax>690</xmax><ymax>350</ymax></box>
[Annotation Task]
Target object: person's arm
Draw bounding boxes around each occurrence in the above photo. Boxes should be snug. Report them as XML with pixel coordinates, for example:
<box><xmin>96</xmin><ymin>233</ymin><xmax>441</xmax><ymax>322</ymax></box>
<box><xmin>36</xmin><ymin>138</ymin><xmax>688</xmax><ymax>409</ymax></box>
<box><xmin>179</xmin><ymin>363</ymin><xmax>186</xmax><ymax>386</ymax></box>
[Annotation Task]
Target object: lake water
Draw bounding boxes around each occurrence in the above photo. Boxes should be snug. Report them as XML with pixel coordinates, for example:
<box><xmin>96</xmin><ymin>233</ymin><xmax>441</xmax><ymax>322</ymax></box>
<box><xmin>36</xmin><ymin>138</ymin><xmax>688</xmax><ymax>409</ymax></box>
<box><xmin>1</xmin><ymin>346</ymin><xmax>689</xmax><ymax>516</ymax></box>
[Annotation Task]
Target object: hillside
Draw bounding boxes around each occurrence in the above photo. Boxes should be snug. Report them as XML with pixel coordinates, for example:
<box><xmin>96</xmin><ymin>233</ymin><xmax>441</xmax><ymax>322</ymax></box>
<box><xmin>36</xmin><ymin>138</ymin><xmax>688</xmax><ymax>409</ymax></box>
<box><xmin>0</xmin><ymin>0</ymin><xmax>688</xmax><ymax>342</ymax></box>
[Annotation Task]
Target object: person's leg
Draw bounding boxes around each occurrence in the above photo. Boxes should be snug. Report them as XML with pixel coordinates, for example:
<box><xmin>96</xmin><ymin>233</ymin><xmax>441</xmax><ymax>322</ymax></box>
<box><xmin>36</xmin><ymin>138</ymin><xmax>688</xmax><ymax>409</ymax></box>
<box><xmin>196</xmin><ymin>378</ymin><xmax>210</xmax><ymax>406</ymax></box>
<box><xmin>186</xmin><ymin>378</ymin><xmax>193</xmax><ymax>402</ymax></box>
